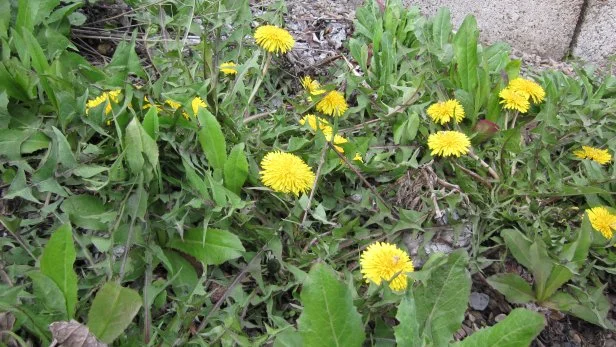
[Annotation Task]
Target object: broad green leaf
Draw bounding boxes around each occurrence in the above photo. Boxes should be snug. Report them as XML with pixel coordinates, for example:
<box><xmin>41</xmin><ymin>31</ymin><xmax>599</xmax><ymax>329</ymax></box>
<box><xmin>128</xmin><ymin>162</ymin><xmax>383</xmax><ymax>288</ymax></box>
<box><xmin>142</xmin><ymin>105</ymin><xmax>159</xmax><ymax>140</ymax></box>
<box><xmin>197</xmin><ymin>108</ymin><xmax>227</xmax><ymax>171</ymax></box>
<box><xmin>487</xmin><ymin>273</ymin><xmax>535</xmax><ymax>304</ymax></box>
<box><xmin>182</xmin><ymin>157</ymin><xmax>210</xmax><ymax>200</ymax></box>
<box><xmin>297</xmin><ymin>263</ymin><xmax>365</xmax><ymax>347</ymax></box>
<box><xmin>0</xmin><ymin>0</ymin><xmax>9</xmax><ymax>39</ymax></box>
<box><xmin>52</xmin><ymin>127</ymin><xmax>77</xmax><ymax>169</ymax></box>
<box><xmin>548</xmin><ymin>286</ymin><xmax>614</xmax><ymax>329</ymax></box>
<box><xmin>21</xmin><ymin>131</ymin><xmax>50</xmax><ymax>154</ymax></box>
<box><xmin>454</xmin><ymin>308</ymin><xmax>544</xmax><ymax>347</ymax></box>
<box><xmin>395</xmin><ymin>292</ymin><xmax>421</xmax><ymax>347</ymax></box>
<box><xmin>561</xmin><ymin>216</ymin><xmax>592</xmax><ymax>264</ymax></box>
<box><xmin>432</xmin><ymin>7</ymin><xmax>451</xmax><ymax>51</ymax></box>
<box><xmin>4</xmin><ymin>168</ymin><xmax>40</xmax><ymax>203</ymax></box>
<box><xmin>224</xmin><ymin>143</ymin><xmax>248</xmax><ymax>195</ymax></box>
<box><xmin>167</xmin><ymin>228</ymin><xmax>244</xmax><ymax>265</ymax></box>
<box><xmin>162</xmin><ymin>250</ymin><xmax>199</xmax><ymax>296</ymax></box>
<box><xmin>453</xmin><ymin>15</ymin><xmax>479</xmax><ymax>94</ymax></box>
<box><xmin>28</xmin><ymin>271</ymin><xmax>67</xmax><ymax>319</ymax></box>
<box><xmin>528</xmin><ymin>241</ymin><xmax>553</xmax><ymax>301</ymax></box>
<box><xmin>61</xmin><ymin>195</ymin><xmax>116</xmax><ymax>231</ymax></box>
<box><xmin>274</xmin><ymin>329</ymin><xmax>303</xmax><ymax>347</ymax></box>
<box><xmin>501</xmin><ymin>229</ymin><xmax>533</xmax><ymax>270</ymax></box>
<box><xmin>125</xmin><ymin>118</ymin><xmax>145</xmax><ymax>173</ymax></box>
<box><xmin>542</xmin><ymin>264</ymin><xmax>573</xmax><ymax>301</ymax></box>
<box><xmin>106</xmin><ymin>35</ymin><xmax>145</xmax><ymax>85</ymax></box>
<box><xmin>21</xmin><ymin>28</ymin><xmax>57</xmax><ymax>108</ymax></box>
<box><xmin>414</xmin><ymin>250</ymin><xmax>471</xmax><ymax>346</ymax></box>
<box><xmin>40</xmin><ymin>224</ymin><xmax>78</xmax><ymax>318</ymax></box>
<box><xmin>87</xmin><ymin>282</ymin><xmax>143</xmax><ymax>344</ymax></box>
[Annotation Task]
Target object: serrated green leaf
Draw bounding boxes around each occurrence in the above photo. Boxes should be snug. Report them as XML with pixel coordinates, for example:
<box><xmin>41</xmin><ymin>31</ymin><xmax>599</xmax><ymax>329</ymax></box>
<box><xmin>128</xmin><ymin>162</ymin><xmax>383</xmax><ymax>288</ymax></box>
<box><xmin>198</xmin><ymin>108</ymin><xmax>227</xmax><ymax>171</ymax></box>
<box><xmin>454</xmin><ymin>308</ymin><xmax>544</xmax><ymax>347</ymax></box>
<box><xmin>61</xmin><ymin>195</ymin><xmax>116</xmax><ymax>231</ymax></box>
<box><xmin>487</xmin><ymin>273</ymin><xmax>535</xmax><ymax>304</ymax></box>
<box><xmin>125</xmin><ymin>118</ymin><xmax>145</xmax><ymax>173</ymax></box>
<box><xmin>224</xmin><ymin>143</ymin><xmax>248</xmax><ymax>195</ymax></box>
<box><xmin>28</xmin><ymin>271</ymin><xmax>67</xmax><ymax>319</ymax></box>
<box><xmin>20</xmin><ymin>131</ymin><xmax>50</xmax><ymax>154</ymax></box>
<box><xmin>40</xmin><ymin>223</ymin><xmax>78</xmax><ymax>319</ymax></box>
<box><xmin>298</xmin><ymin>263</ymin><xmax>365</xmax><ymax>347</ymax></box>
<box><xmin>413</xmin><ymin>250</ymin><xmax>471</xmax><ymax>346</ymax></box>
<box><xmin>454</xmin><ymin>15</ymin><xmax>479</xmax><ymax>94</ymax></box>
<box><xmin>432</xmin><ymin>7</ymin><xmax>451</xmax><ymax>51</ymax></box>
<box><xmin>52</xmin><ymin>127</ymin><xmax>77</xmax><ymax>169</ymax></box>
<box><xmin>167</xmin><ymin>228</ymin><xmax>244</xmax><ymax>265</ymax></box>
<box><xmin>395</xmin><ymin>292</ymin><xmax>421</xmax><ymax>347</ymax></box>
<box><xmin>87</xmin><ymin>282</ymin><xmax>143</xmax><ymax>344</ymax></box>
<box><xmin>501</xmin><ymin>229</ymin><xmax>533</xmax><ymax>270</ymax></box>
<box><xmin>4</xmin><ymin>168</ymin><xmax>40</xmax><ymax>203</ymax></box>
<box><xmin>142</xmin><ymin>105</ymin><xmax>159</xmax><ymax>140</ymax></box>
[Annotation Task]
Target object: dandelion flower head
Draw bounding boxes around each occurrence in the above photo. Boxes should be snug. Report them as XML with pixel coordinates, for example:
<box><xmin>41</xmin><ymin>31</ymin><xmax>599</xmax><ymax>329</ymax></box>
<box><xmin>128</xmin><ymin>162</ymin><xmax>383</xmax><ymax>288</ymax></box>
<box><xmin>191</xmin><ymin>97</ymin><xmax>207</xmax><ymax>116</ymax></box>
<box><xmin>587</xmin><ymin>206</ymin><xmax>616</xmax><ymax>239</ymax></box>
<box><xmin>220</xmin><ymin>62</ymin><xmax>238</xmax><ymax>75</ymax></box>
<box><xmin>499</xmin><ymin>87</ymin><xmax>530</xmax><ymax>113</ymax></box>
<box><xmin>427</xmin><ymin>131</ymin><xmax>471</xmax><ymax>157</ymax></box>
<box><xmin>574</xmin><ymin>146</ymin><xmax>612</xmax><ymax>165</ymax></box>
<box><xmin>509</xmin><ymin>77</ymin><xmax>545</xmax><ymax>104</ymax></box>
<box><xmin>301</xmin><ymin>76</ymin><xmax>325</xmax><ymax>96</ymax></box>
<box><xmin>254</xmin><ymin>25</ymin><xmax>295</xmax><ymax>54</ymax></box>
<box><xmin>360</xmin><ymin>242</ymin><xmax>414</xmax><ymax>291</ymax></box>
<box><xmin>299</xmin><ymin>114</ymin><xmax>330</xmax><ymax>132</ymax></box>
<box><xmin>260</xmin><ymin>151</ymin><xmax>315</xmax><ymax>196</ymax></box>
<box><xmin>316</xmin><ymin>90</ymin><xmax>348</xmax><ymax>117</ymax></box>
<box><xmin>353</xmin><ymin>153</ymin><xmax>364</xmax><ymax>163</ymax></box>
<box><xmin>165</xmin><ymin>99</ymin><xmax>182</xmax><ymax>111</ymax></box>
<box><xmin>426</xmin><ymin>99</ymin><xmax>465</xmax><ymax>124</ymax></box>
<box><xmin>86</xmin><ymin>89</ymin><xmax>121</xmax><ymax>115</ymax></box>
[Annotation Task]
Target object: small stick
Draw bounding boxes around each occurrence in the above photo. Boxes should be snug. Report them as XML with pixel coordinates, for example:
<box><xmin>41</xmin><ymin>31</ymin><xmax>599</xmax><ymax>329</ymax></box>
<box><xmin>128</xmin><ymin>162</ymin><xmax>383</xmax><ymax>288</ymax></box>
<box><xmin>327</xmin><ymin>142</ymin><xmax>398</xmax><ymax>219</ymax></box>
<box><xmin>455</xmin><ymin>163</ymin><xmax>492</xmax><ymax>188</ymax></box>
<box><xmin>468</xmin><ymin>150</ymin><xmax>500</xmax><ymax>180</ymax></box>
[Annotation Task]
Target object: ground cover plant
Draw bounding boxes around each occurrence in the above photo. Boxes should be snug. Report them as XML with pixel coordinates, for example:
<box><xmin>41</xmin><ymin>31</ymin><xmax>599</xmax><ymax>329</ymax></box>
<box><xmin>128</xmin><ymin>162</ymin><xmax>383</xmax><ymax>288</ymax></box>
<box><xmin>1</xmin><ymin>0</ymin><xmax>615</xmax><ymax>345</ymax></box>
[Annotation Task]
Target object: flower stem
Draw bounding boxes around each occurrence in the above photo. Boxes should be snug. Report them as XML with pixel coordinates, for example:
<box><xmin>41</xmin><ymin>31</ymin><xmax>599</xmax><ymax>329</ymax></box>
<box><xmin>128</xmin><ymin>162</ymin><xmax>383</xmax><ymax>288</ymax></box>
<box><xmin>243</xmin><ymin>53</ymin><xmax>272</xmax><ymax>118</ymax></box>
<box><xmin>468</xmin><ymin>149</ymin><xmax>500</xmax><ymax>180</ymax></box>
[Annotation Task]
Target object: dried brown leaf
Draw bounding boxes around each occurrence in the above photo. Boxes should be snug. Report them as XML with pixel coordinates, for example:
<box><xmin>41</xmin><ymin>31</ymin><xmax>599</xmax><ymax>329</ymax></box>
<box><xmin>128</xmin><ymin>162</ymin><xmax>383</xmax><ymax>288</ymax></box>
<box><xmin>49</xmin><ymin>320</ymin><xmax>107</xmax><ymax>347</ymax></box>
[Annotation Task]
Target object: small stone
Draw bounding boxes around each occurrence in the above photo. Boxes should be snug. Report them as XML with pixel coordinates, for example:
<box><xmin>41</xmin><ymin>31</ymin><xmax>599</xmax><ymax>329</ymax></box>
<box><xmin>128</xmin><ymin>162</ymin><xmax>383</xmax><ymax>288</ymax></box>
<box><xmin>469</xmin><ymin>292</ymin><xmax>490</xmax><ymax>311</ymax></box>
<box><xmin>571</xmin><ymin>334</ymin><xmax>582</xmax><ymax>345</ymax></box>
<box><xmin>494</xmin><ymin>313</ymin><xmax>507</xmax><ymax>322</ymax></box>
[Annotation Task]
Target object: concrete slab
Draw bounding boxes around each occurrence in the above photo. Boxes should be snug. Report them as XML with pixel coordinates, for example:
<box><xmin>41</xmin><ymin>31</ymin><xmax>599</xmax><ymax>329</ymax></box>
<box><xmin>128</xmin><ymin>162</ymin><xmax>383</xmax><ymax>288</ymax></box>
<box><xmin>572</xmin><ymin>0</ymin><xmax>616</xmax><ymax>65</ymax></box>
<box><xmin>403</xmin><ymin>0</ymin><xmax>584</xmax><ymax>60</ymax></box>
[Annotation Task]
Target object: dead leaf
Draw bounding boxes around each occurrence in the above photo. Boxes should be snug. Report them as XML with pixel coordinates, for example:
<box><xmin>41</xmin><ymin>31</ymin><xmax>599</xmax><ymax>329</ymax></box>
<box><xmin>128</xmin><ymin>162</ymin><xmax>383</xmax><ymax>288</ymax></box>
<box><xmin>49</xmin><ymin>320</ymin><xmax>107</xmax><ymax>347</ymax></box>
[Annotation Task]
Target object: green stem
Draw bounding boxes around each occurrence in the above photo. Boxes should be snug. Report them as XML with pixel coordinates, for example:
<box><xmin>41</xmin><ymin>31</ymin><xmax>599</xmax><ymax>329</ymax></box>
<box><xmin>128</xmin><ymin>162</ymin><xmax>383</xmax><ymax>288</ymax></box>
<box><xmin>243</xmin><ymin>53</ymin><xmax>272</xmax><ymax>118</ymax></box>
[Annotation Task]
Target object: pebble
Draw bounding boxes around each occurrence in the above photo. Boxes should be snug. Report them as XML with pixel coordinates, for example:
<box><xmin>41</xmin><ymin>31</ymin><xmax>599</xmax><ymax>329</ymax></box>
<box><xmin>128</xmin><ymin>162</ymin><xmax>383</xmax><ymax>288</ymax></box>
<box><xmin>469</xmin><ymin>292</ymin><xmax>490</xmax><ymax>311</ymax></box>
<box><xmin>494</xmin><ymin>313</ymin><xmax>507</xmax><ymax>322</ymax></box>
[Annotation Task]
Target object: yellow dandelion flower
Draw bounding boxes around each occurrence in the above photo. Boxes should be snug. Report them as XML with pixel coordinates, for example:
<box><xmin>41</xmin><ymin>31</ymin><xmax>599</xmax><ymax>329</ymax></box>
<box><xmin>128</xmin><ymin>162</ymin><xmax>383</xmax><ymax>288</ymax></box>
<box><xmin>254</xmin><ymin>25</ymin><xmax>295</xmax><ymax>54</ymax></box>
<box><xmin>86</xmin><ymin>89</ymin><xmax>122</xmax><ymax>115</ymax></box>
<box><xmin>509</xmin><ymin>77</ymin><xmax>545</xmax><ymax>104</ymax></box>
<box><xmin>260</xmin><ymin>151</ymin><xmax>315</xmax><ymax>196</ymax></box>
<box><xmin>142</xmin><ymin>97</ymin><xmax>162</xmax><ymax>111</ymax></box>
<box><xmin>499</xmin><ymin>87</ymin><xmax>530</xmax><ymax>113</ymax></box>
<box><xmin>427</xmin><ymin>131</ymin><xmax>471</xmax><ymax>157</ymax></box>
<box><xmin>301</xmin><ymin>76</ymin><xmax>325</xmax><ymax>96</ymax></box>
<box><xmin>353</xmin><ymin>153</ymin><xmax>364</xmax><ymax>163</ymax></box>
<box><xmin>316</xmin><ymin>90</ymin><xmax>348</xmax><ymax>117</ymax></box>
<box><xmin>360</xmin><ymin>242</ymin><xmax>414</xmax><ymax>291</ymax></box>
<box><xmin>165</xmin><ymin>99</ymin><xmax>182</xmax><ymax>110</ymax></box>
<box><xmin>426</xmin><ymin>99</ymin><xmax>465</xmax><ymax>125</ymax></box>
<box><xmin>574</xmin><ymin>146</ymin><xmax>612</xmax><ymax>165</ymax></box>
<box><xmin>300</xmin><ymin>114</ymin><xmax>330</xmax><ymax>132</ymax></box>
<box><xmin>586</xmin><ymin>206</ymin><xmax>616</xmax><ymax>239</ymax></box>
<box><xmin>191</xmin><ymin>97</ymin><xmax>207</xmax><ymax>116</ymax></box>
<box><xmin>220</xmin><ymin>62</ymin><xmax>238</xmax><ymax>75</ymax></box>
<box><xmin>322</xmin><ymin>129</ymin><xmax>348</xmax><ymax>153</ymax></box>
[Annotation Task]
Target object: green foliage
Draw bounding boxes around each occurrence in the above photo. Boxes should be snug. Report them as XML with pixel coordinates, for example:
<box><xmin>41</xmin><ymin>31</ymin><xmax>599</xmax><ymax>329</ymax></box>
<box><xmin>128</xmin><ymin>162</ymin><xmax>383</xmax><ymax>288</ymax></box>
<box><xmin>87</xmin><ymin>282</ymin><xmax>143</xmax><ymax>344</ymax></box>
<box><xmin>297</xmin><ymin>263</ymin><xmax>365</xmax><ymax>347</ymax></box>
<box><xmin>1</xmin><ymin>0</ymin><xmax>615</xmax><ymax>344</ymax></box>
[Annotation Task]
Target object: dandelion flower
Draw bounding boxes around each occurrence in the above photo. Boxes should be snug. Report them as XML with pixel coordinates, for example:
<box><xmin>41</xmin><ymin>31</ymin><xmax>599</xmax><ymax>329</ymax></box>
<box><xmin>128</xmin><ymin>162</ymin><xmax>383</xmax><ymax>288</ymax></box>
<box><xmin>322</xmin><ymin>129</ymin><xmax>348</xmax><ymax>153</ymax></box>
<box><xmin>301</xmin><ymin>76</ymin><xmax>325</xmax><ymax>96</ymax></box>
<box><xmin>86</xmin><ymin>89</ymin><xmax>121</xmax><ymax>115</ymax></box>
<box><xmin>360</xmin><ymin>242</ymin><xmax>414</xmax><ymax>291</ymax></box>
<box><xmin>574</xmin><ymin>146</ymin><xmax>612</xmax><ymax>165</ymax></box>
<box><xmin>427</xmin><ymin>131</ymin><xmax>471</xmax><ymax>157</ymax></box>
<box><xmin>254</xmin><ymin>25</ymin><xmax>295</xmax><ymax>54</ymax></box>
<box><xmin>587</xmin><ymin>206</ymin><xmax>616</xmax><ymax>239</ymax></box>
<box><xmin>316</xmin><ymin>90</ymin><xmax>348</xmax><ymax>117</ymax></box>
<box><xmin>260</xmin><ymin>151</ymin><xmax>315</xmax><ymax>196</ymax></box>
<box><xmin>191</xmin><ymin>97</ymin><xmax>207</xmax><ymax>116</ymax></box>
<box><xmin>220</xmin><ymin>62</ymin><xmax>238</xmax><ymax>75</ymax></box>
<box><xmin>499</xmin><ymin>87</ymin><xmax>530</xmax><ymax>113</ymax></box>
<box><xmin>165</xmin><ymin>99</ymin><xmax>182</xmax><ymax>111</ymax></box>
<box><xmin>299</xmin><ymin>114</ymin><xmax>330</xmax><ymax>132</ymax></box>
<box><xmin>353</xmin><ymin>153</ymin><xmax>364</xmax><ymax>163</ymax></box>
<box><xmin>509</xmin><ymin>77</ymin><xmax>545</xmax><ymax>104</ymax></box>
<box><xmin>426</xmin><ymin>99</ymin><xmax>465</xmax><ymax>124</ymax></box>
